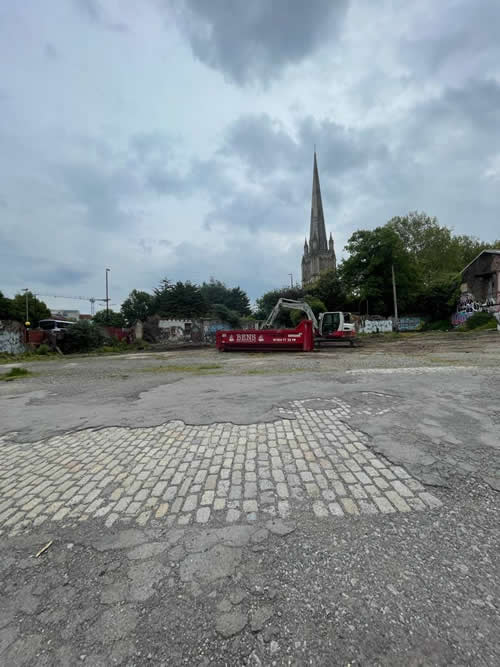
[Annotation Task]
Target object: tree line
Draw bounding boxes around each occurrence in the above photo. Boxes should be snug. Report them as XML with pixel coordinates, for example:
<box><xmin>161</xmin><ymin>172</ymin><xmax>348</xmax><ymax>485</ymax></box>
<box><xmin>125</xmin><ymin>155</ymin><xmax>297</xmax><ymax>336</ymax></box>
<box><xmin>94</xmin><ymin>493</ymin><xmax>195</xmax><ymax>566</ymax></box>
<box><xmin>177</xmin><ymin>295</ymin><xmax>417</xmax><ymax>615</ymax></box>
<box><xmin>256</xmin><ymin>211</ymin><xmax>500</xmax><ymax>324</ymax></box>
<box><xmin>2</xmin><ymin>211</ymin><xmax>498</xmax><ymax>330</ymax></box>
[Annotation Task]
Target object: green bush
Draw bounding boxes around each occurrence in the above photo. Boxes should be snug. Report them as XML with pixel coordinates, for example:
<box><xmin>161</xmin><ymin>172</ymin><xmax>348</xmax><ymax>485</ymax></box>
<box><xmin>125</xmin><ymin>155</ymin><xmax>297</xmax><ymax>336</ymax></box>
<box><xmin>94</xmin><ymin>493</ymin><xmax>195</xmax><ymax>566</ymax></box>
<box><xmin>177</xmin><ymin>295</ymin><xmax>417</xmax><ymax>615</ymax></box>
<box><xmin>211</xmin><ymin>303</ymin><xmax>241</xmax><ymax>328</ymax></box>
<box><xmin>36</xmin><ymin>344</ymin><xmax>51</xmax><ymax>355</ymax></box>
<box><xmin>61</xmin><ymin>321</ymin><xmax>105</xmax><ymax>353</ymax></box>
<box><xmin>464</xmin><ymin>312</ymin><xmax>497</xmax><ymax>330</ymax></box>
<box><xmin>421</xmin><ymin>319</ymin><xmax>451</xmax><ymax>332</ymax></box>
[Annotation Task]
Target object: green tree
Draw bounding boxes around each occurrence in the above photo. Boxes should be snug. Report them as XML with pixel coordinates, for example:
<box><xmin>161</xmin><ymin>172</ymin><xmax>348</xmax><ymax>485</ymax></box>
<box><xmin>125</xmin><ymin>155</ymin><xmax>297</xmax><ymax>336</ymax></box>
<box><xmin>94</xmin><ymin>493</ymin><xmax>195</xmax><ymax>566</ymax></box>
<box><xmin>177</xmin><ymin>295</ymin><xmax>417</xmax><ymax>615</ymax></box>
<box><xmin>340</xmin><ymin>227</ymin><xmax>419</xmax><ymax>316</ymax></box>
<box><xmin>121</xmin><ymin>289</ymin><xmax>154</xmax><ymax>325</ymax></box>
<box><xmin>386</xmin><ymin>212</ymin><xmax>454</xmax><ymax>284</ymax></box>
<box><xmin>93</xmin><ymin>309</ymin><xmax>126</xmax><ymax>327</ymax></box>
<box><xmin>386</xmin><ymin>211</ymin><xmax>500</xmax><ymax>281</ymax></box>
<box><xmin>200</xmin><ymin>279</ymin><xmax>251</xmax><ymax>315</ymax></box>
<box><xmin>154</xmin><ymin>279</ymin><xmax>208</xmax><ymax>318</ymax></box>
<box><xmin>308</xmin><ymin>270</ymin><xmax>348</xmax><ymax>312</ymax></box>
<box><xmin>290</xmin><ymin>296</ymin><xmax>326</xmax><ymax>325</ymax></box>
<box><xmin>60</xmin><ymin>321</ymin><xmax>104</xmax><ymax>353</ymax></box>
<box><xmin>211</xmin><ymin>303</ymin><xmax>241</xmax><ymax>328</ymax></box>
<box><xmin>0</xmin><ymin>291</ymin><xmax>12</xmax><ymax>319</ymax></box>
<box><xmin>8</xmin><ymin>292</ymin><xmax>51</xmax><ymax>327</ymax></box>
<box><xmin>413</xmin><ymin>273</ymin><xmax>461</xmax><ymax>321</ymax></box>
<box><xmin>254</xmin><ymin>286</ymin><xmax>305</xmax><ymax>321</ymax></box>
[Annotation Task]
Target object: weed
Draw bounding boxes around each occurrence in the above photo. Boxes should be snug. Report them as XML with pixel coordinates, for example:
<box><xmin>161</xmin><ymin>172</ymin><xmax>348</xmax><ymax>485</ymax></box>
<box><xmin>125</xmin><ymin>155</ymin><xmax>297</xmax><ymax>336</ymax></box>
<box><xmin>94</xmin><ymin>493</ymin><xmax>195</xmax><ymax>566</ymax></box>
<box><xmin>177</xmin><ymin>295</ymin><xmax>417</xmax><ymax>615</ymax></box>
<box><xmin>0</xmin><ymin>367</ymin><xmax>31</xmax><ymax>381</ymax></box>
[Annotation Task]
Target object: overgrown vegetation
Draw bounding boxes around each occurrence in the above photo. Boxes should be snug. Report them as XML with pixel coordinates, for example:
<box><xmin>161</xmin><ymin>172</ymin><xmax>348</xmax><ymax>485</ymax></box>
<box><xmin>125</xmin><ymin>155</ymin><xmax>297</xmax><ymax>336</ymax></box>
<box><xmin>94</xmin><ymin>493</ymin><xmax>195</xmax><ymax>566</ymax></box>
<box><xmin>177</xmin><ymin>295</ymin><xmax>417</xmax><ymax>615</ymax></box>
<box><xmin>60</xmin><ymin>321</ymin><xmax>104</xmax><ymax>353</ymax></box>
<box><xmin>462</xmin><ymin>312</ymin><xmax>497</xmax><ymax>331</ymax></box>
<box><xmin>0</xmin><ymin>291</ymin><xmax>50</xmax><ymax>327</ymax></box>
<box><xmin>1</xmin><ymin>367</ymin><xmax>30</xmax><ymax>381</ymax></box>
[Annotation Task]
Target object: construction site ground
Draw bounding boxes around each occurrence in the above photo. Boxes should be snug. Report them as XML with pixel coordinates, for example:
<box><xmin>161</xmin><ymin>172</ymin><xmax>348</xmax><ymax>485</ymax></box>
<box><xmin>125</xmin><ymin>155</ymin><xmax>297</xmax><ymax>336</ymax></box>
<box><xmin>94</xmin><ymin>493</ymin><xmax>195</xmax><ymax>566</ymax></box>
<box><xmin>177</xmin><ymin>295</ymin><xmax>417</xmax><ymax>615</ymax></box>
<box><xmin>1</xmin><ymin>330</ymin><xmax>499</xmax><ymax>666</ymax></box>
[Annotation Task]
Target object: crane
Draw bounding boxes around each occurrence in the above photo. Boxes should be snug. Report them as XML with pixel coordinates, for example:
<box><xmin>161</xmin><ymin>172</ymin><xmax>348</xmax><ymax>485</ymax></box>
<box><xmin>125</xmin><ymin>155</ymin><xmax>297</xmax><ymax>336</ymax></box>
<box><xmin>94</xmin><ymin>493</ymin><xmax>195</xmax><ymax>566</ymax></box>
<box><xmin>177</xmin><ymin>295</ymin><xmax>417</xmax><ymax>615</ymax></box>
<box><xmin>35</xmin><ymin>293</ymin><xmax>109</xmax><ymax>316</ymax></box>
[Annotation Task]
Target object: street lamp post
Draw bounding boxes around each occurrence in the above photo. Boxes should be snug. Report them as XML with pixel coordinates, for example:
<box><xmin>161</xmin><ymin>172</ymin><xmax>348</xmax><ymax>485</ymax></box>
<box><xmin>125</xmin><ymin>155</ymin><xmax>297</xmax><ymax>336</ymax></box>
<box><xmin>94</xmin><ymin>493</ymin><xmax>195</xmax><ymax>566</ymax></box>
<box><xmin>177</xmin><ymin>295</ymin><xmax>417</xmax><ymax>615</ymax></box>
<box><xmin>105</xmin><ymin>269</ymin><xmax>110</xmax><ymax>322</ymax></box>
<box><xmin>23</xmin><ymin>289</ymin><xmax>29</xmax><ymax>323</ymax></box>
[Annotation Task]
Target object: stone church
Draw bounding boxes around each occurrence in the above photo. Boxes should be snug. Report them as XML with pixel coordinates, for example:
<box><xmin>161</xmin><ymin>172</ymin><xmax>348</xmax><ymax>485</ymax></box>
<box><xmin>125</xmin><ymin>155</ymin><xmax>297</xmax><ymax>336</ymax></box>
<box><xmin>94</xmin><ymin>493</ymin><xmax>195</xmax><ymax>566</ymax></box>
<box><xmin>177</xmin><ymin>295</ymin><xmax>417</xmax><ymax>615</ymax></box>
<box><xmin>301</xmin><ymin>152</ymin><xmax>336</xmax><ymax>285</ymax></box>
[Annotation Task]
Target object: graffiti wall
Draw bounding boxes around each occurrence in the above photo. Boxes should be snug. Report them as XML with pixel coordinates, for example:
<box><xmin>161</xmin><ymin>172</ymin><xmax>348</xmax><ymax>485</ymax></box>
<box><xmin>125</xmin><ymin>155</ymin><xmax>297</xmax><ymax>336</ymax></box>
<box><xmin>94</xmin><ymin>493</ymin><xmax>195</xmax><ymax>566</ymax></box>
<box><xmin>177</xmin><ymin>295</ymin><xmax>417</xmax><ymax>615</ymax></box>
<box><xmin>359</xmin><ymin>319</ymin><xmax>393</xmax><ymax>334</ymax></box>
<box><xmin>398</xmin><ymin>317</ymin><xmax>423</xmax><ymax>331</ymax></box>
<box><xmin>451</xmin><ymin>311</ymin><xmax>474</xmax><ymax>327</ymax></box>
<box><xmin>452</xmin><ymin>290</ymin><xmax>500</xmax><ymax>327</ymax></box>
<box><xmin>0</xmin><ymin>320</ymin><xmax>26</xmax><ymax>354</ymax></box>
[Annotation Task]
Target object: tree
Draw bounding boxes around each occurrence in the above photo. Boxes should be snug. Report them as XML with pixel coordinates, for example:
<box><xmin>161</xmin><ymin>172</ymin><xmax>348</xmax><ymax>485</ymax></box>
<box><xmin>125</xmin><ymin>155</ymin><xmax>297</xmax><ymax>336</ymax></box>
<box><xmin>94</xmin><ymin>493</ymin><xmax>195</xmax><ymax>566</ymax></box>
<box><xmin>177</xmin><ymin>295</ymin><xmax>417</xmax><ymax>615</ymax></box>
<box><xmin>200</xmin><ymin>279</ymin><xmax>251</xmax><ymax>315</ymax></box>
<box><xmin>211</xmin><ymin>303</ymin><xmax>241</xmax><ymax>328</ymax></box>
<box><xmin>340</xmin><ymin>227</ymin><xmax>419</xmax><ymax>316</ymax></box>
<box><xmin>413</xmin><ymin>273</ymin><xmax>461</xmax><ymax>321</ymax></box>
<box><xmin>121</xmin><ymin>290</ymin><xmax>154</xmax><ymax>325</ymax></box>
<box><xmin>386</xmin><ymin>212</ymin><xmax>454</xmax><ymax>284</ymax></box>
<box><xmin>290</xmin><ymin>296</ymin><xmax>326</xmax><ymax>325</ymax></box>
<box><xmin>386</xmin><ymin>211</ymin><xmax>500</xmax><ymax>281</ymax></box>
<box><xmin>153</xmin><ymin>279</ymin><xmax>208</xmax><ymax>318</ymax></box>
<box><xmin>8</xmin><ymin>292</ymin><xmax>51</xmax><ymax>327</ymax></box>
<box><xmin>0</xmin><ymin>291</ymin><xmax>11</xmax><ymax>319</ymax></box>
<box><xmin>93</xmin><ymin>309</ymin><xmax>126</xmax><ymax>327</ymax></box>
<box><xmin>60</xmin><ymin>321</ymin><xmax>104</xmax><ymax>353</ymax></box>
<box><xmin>254</xmin><ymin>286</ymin><xmax>305</xmax><ymax>321</ymax></box>
<box><xmin>307</xmin><ymin>270</ymin><xmax>348</xmax><ymax>312</ymax></box>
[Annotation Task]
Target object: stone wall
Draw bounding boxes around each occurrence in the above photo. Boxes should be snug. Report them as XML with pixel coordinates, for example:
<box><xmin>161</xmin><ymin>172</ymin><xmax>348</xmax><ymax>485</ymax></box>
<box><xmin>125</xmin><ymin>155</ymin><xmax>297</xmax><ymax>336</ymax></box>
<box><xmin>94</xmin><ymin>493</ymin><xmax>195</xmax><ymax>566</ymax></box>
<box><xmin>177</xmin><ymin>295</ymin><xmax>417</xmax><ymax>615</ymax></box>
<box><xmin>0</xmin><ymin>320</ymin><xmax>26</xmax><ymax>354</ymax></box>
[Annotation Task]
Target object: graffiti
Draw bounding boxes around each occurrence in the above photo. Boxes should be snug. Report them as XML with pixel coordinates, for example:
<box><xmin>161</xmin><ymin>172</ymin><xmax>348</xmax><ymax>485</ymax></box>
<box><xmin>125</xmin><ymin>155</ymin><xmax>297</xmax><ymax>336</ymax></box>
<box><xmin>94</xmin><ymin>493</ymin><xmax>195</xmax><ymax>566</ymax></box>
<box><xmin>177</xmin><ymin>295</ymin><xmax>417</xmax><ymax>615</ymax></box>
<box><xmin>398</xmin><ymin>317</ymin><xmax>423</xmax><ymax>332</ymax></box>
<box><xmin>360</xmin><ymin>319</ymin><xmax>393</xmax><ymax>334</ymax></box>
<box><xmin>203</xmin><ymin>322</ymin><xmax>229</xmax><ymax>344</ymax></box>
<box><xmin>0</xmin><ymin>320</ymin><xmax>25</xmax><ymax>354</ymax></box>
<box><xmin>451</xmin><ymin>311</ymin><xmax>474</xmax><ymax>327</ymax></box>
<box><xmin>457</xmin><ymin>292</ymin><xmax>481</xmax><ymax>314</ymax></box>
<box><xmin>453</xmin><ymin>291</ymin><xmax>500</xmax><ymax>326</ymax></box>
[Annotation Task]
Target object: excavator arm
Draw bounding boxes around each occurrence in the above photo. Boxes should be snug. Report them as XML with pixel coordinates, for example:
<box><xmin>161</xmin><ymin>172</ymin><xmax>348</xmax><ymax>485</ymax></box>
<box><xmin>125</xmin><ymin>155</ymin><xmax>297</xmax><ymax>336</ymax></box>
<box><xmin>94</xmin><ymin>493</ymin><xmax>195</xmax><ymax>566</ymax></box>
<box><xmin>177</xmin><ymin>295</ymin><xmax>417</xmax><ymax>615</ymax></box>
<box><xmin>263</xmin><ymin>298</ymin><xmax>319</xmax><ymax>330</ymax></box>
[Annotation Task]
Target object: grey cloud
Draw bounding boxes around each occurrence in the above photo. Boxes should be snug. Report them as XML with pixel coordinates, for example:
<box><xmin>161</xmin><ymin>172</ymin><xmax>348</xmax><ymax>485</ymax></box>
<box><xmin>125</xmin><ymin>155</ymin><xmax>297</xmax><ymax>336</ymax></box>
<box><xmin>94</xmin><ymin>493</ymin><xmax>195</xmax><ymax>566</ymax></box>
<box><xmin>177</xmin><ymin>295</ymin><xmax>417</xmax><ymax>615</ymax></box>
<box><xmin>222</xmin><ymin>113</ymin><xmax>388</xmax><ymax>180</ymax></box>
<box><xmin>221</xmin><ymin>113</ymin><xmax>299</xmax><ymax>172</ymax></box>
<box><xmin>146</xmin><ymin>167</ymin><xmax>190</xmax><ymax>196</ymax></box>
<box><xmin>402</xmin><ymin>0</ymin><xmax>500</xmax><ymax>79</ymax></box>
<box><xmin>205</xmin><ymin>111</ymin><xmax>387</xmax><ymax>234</ymax></box>
<box><xmin>138</xmin><ymin>239</ymin><xmax>153</xmax><ymax>255</ymax></box>
<box><xmin>161</xmin><ymin>238</ymin><xmax>303</xmax><ymax>299</ymax></box>
<box><xmin>44</xmin><ymin>43</ymin><xmax>59</xmax><ymax>60</ymax></box>
<box><xmin>74</xmin><ymin>0</ymin><xmax>129</xmax><ymax>32</ymax></box>
<box><xmin>130</xmin><ymin>132</ymin><xmax>175</xmax><ymax>160</ymax></box>
<box><xmin>170</xmin><ymin>0</ymin><xmax>349</xmax><ymax>84</ymax></box>
<box><xmin>62</xmin><ymin>163</ymin><xmax>138</xmax><ymax>229</ymax></box>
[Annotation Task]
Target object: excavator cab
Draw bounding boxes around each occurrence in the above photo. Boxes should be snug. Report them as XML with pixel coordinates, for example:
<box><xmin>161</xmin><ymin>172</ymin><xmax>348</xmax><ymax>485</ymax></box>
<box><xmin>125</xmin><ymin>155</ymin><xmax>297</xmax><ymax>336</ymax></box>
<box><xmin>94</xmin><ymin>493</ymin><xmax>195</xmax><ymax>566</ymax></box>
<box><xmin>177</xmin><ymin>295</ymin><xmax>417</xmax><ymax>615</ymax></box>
<box><xmin>318</xmin><ymin>311</ymin><xmax>356</xmax><ymax>340</ymax></box>
<box><xmin>319</xmin><ymin>311</ymin><xmax>341</xmax><ymax>336</ymax></box>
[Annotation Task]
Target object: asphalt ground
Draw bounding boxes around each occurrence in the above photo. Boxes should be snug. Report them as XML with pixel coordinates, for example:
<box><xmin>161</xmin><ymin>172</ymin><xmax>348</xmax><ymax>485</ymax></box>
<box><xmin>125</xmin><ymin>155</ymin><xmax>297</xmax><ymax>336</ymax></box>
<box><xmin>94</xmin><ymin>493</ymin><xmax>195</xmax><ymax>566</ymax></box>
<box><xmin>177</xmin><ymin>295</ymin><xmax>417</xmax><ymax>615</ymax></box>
<box><xmin>1</xmin><ymin>330</ymin><xmax>499</xmax><ymax>665</ymax></box>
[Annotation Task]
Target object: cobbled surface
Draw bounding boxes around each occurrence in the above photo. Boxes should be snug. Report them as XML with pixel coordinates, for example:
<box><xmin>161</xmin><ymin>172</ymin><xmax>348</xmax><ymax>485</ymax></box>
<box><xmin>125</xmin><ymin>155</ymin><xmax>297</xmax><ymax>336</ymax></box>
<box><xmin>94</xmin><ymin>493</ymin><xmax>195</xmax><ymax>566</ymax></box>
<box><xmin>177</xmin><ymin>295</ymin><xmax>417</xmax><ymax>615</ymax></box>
<box><xmin>0</xmin><ymin>397</ymin><xmax>441</xmax><ymax>536</ymax></box>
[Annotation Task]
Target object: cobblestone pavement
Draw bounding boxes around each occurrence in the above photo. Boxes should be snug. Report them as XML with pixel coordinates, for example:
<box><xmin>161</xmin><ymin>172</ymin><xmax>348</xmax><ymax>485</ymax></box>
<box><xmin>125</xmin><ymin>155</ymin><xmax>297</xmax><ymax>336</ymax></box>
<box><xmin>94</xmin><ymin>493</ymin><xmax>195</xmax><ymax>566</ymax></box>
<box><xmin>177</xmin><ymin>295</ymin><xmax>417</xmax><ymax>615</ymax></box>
<box><xmin>0</xmin><ymin>397</ymin><xmax>442</xmax><ymax>537</ymax></box>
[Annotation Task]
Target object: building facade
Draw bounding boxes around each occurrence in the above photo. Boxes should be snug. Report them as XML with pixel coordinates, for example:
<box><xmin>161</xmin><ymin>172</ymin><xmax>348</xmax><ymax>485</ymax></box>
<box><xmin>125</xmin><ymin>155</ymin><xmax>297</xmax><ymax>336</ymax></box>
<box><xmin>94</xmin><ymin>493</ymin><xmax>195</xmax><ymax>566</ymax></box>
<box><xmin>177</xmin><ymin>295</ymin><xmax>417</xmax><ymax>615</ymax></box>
<box><xmin>301</xmin><ymin>152</ymin><xmax>336</xmax><ymax>285</ymax></box>
<box><xmin>459</xmin><ymin>250</ymin><xmax>500</xmax><ymax>312</ymax></box>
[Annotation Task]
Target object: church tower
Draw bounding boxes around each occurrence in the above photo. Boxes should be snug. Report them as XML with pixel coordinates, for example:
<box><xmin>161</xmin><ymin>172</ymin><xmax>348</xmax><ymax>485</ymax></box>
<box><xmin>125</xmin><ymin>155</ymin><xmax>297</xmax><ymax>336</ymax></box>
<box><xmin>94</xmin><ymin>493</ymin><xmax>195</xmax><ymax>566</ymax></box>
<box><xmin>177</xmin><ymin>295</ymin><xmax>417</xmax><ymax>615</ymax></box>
<box><xmin>301</xmin><ymin>152</ymin><xmax>336</xmax><ymax>285</ymax></box>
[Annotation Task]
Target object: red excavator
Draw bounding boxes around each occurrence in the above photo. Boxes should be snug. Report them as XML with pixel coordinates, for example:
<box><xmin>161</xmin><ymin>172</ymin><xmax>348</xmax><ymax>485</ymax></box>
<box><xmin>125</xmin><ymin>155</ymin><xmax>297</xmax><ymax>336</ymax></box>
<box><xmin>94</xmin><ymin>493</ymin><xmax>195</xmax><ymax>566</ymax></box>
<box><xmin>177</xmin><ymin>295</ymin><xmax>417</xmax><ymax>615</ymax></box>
<box><xmin>216</xmin><ymin>298</ymin><xmax>357</xmax><ymax>352</ymax></box>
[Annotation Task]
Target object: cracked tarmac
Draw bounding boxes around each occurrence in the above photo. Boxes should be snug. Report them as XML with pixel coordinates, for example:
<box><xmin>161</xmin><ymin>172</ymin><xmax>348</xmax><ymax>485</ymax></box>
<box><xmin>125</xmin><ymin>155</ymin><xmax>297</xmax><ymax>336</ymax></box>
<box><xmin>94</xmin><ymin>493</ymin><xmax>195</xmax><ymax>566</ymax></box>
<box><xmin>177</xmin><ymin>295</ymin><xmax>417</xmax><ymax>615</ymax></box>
<box><xmin>1</xmin><ymin>334</ymin><xmax>499</xmax><ymax>665</ymax></box>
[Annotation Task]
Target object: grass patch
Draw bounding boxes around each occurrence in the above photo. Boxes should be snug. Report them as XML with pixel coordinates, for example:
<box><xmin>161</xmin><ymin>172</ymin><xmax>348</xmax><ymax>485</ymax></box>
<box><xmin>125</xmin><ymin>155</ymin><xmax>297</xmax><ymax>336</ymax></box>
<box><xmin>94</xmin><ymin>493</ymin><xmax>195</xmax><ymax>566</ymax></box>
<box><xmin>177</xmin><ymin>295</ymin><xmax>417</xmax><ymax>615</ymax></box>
<box><xmin>0</xmin><ymin>367</ymin><xmax>31</xmax><ymax>381</ymax></box>
<box><xmin>243</xmin><ymin>367</ymin><xmax>307</xmax><ymax>375</ymax></box>
<box><xmin>141</xmin><ymin>363</ymin><xmax>223</xmax><ymax>374</ymax></box>
<box><xmin>0</xmin><ymin>351</ymin><xmax>58</xmax><ymax>364</ymax></box>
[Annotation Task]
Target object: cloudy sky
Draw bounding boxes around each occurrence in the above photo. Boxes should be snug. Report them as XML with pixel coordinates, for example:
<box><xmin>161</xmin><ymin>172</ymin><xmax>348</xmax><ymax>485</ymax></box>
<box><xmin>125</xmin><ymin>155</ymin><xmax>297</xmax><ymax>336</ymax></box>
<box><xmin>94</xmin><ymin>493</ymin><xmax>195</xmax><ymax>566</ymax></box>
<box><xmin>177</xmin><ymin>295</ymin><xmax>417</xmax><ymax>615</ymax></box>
<box><xmin>1</xmin><ymin>0</ymin><xmax>499</xmax><ymax>312</ymax></box>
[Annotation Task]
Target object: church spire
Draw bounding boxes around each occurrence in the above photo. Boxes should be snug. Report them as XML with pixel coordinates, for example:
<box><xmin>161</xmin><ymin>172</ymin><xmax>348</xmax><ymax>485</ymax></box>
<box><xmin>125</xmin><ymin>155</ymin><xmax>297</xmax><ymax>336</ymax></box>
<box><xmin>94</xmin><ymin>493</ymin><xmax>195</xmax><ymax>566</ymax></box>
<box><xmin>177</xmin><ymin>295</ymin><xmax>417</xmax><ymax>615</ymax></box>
<box><xmin>309</xmin><ymin>151</ymin><xmax>328</xmax><ymax>252</ymax></box>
